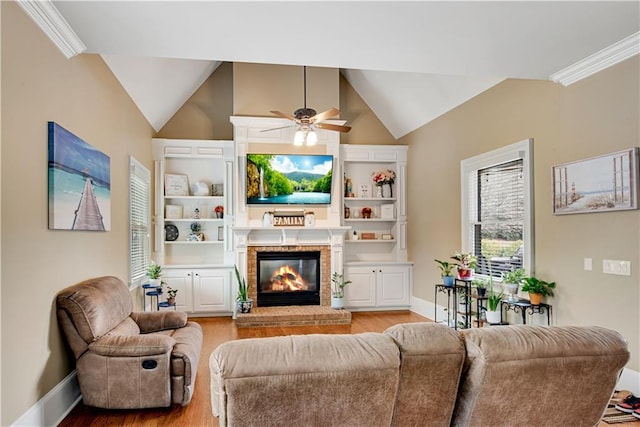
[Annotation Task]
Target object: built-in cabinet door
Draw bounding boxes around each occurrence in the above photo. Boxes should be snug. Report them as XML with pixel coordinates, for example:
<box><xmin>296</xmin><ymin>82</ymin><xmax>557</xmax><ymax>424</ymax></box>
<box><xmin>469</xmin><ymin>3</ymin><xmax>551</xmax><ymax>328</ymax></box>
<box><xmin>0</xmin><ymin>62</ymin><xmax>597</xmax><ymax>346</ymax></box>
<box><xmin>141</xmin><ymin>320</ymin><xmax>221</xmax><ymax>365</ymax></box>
<box><xmin>192</xmin><ymin>269</ymin><xmax>231</xmax><ymax>312</ymax></box>
<box><xmin>377</xmin><ymin>266</ymin><xmax>411</xmax><ymax>307</ymax></box>
<box><xmin>161</xmin><ymin>269</ymin><xmax>193</xmax><ymax>312</ymax></box>
<box><xmin>343</xmin><ymin>266</ymin><xmax>376</xmax><ymax>308</ymax></box>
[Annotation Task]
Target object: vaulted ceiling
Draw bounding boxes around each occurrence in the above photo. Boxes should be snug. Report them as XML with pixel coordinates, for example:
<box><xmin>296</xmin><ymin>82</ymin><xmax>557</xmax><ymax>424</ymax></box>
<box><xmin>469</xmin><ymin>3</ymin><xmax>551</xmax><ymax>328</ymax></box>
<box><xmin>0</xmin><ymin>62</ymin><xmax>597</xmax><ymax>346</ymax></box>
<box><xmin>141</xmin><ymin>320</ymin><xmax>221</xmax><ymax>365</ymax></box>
<box><xmin>21</xmin><ymin>1</ymin><xmax>640</xmax><ymax>139</ymax></box>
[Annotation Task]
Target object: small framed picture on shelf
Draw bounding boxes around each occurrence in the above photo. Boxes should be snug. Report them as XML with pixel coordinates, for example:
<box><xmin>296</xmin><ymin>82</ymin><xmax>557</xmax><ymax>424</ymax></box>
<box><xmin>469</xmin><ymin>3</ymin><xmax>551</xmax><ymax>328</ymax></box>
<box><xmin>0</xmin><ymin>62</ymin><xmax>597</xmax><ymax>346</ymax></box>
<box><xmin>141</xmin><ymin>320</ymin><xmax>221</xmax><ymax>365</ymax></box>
<box><xmin>211</xmin><ymin>183</ymin><xmax>224</xmax><ymax>196</ymax></box>
<box><xmin>359</xmin><ymin>184</ymin><xmax>370</xmax><ymax>198</ymax></box>
<box><xmin>380</xmin><ymin>204</ymin><xmax>394</xmax><ymax>219</ymax></box>
<box><xmin>165</xmin><ymin>174</ymin><xmax>189</xmax><ymax>196</ymax></box>
<box><xmin>165</xmin><ymin>205</ymin><xmax>182</xmax><ymax>219</ymax></box>
<box><xmin>217</xmin><ymin>226</ymin><xmax>224</xmax><ymax>241</ymax></box>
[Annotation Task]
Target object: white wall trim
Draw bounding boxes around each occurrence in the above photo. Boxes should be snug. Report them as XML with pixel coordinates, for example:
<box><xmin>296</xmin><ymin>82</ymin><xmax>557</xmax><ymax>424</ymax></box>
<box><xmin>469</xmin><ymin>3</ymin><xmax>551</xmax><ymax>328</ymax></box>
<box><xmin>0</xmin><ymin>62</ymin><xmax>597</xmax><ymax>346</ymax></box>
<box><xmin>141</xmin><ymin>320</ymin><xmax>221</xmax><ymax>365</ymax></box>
<box><xmin>16</xmin><ymin>0</ymin><xmax>86</xmax><ymax>59</ymax></box>
<box><xmin>550</xmin><ymin>32</ymin><xmax>640</xmax><ymax>86</ymax></box>
<box><xmin>12</xmin><ymin>371</ymin><xmax>81</xmax><ymax>427</ymax></box>
<box><xmin>618</xmin><ymin>368</ymin><xmax>640</xmax><ymax>396</ymax></box>
<box><xmin>411</xmin><ymin>295</ymin><xmax>447</xmax><ymax>324</ymax></box>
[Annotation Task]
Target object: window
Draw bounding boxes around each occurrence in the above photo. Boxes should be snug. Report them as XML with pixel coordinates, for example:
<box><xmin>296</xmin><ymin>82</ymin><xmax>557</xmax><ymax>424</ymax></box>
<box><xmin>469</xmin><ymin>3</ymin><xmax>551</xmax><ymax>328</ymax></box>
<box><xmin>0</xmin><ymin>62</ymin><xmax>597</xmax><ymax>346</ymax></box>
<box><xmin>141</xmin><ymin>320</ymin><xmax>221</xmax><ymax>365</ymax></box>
<box><xmin>129</xmin><ymin>156</ymin><xmax>151</xmax><ymax>287</ymax></box>
<box><xmin>461</xmin><ymin>139</ymin><xmax>533</xmax><ymax>280</ymax></box>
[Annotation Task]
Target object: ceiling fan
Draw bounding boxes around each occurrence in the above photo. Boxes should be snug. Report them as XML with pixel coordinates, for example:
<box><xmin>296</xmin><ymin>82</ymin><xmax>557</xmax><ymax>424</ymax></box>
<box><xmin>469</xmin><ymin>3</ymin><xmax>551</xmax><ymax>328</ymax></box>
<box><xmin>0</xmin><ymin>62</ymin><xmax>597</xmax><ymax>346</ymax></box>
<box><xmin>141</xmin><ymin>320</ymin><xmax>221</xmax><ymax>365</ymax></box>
<box><xmin>263</xmin><ymin>66</ymin><xmax>351</xmax><ymax>145</ymax></box>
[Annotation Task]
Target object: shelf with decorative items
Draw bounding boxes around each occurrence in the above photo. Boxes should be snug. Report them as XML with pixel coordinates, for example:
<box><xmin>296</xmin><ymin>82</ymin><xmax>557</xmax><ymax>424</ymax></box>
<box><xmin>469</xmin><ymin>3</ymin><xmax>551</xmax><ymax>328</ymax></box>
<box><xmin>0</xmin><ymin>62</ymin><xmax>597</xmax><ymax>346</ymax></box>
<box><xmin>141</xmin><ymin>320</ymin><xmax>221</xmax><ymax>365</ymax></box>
<box><xmin>340</xmin><ymin>144</ymin><xmax>411</xmax><ymax>310</ymax></box>
<box><xmin>152</xmin><ymin>139</ymin><xmax>235</xmax><ymax>316</ymax></box>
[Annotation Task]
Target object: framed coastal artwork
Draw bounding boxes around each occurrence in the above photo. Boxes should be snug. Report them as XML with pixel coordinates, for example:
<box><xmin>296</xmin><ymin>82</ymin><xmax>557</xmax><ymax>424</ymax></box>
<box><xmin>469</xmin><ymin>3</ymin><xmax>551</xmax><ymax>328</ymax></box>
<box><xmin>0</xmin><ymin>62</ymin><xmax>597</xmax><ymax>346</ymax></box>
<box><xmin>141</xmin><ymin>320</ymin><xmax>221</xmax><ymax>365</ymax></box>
<box><xmin>48</xmin><ymin>122</ymin><xmax>111</xmax><ymax>231</ymax></box>
<box><xmin>552</xmin><ymin>147</ymin><xmax>639</xmax><ymax>215</ymax></box>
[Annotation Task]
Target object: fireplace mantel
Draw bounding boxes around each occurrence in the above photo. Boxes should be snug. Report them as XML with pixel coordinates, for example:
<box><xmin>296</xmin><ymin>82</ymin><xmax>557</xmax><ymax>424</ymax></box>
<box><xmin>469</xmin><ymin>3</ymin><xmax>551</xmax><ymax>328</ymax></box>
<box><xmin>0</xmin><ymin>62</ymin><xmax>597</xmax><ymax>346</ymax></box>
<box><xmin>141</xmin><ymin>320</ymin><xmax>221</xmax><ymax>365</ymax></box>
<box><xmin>233</xmin><ymin>226</ymin><xmax>350</xmax><ymax>247</ymax></box>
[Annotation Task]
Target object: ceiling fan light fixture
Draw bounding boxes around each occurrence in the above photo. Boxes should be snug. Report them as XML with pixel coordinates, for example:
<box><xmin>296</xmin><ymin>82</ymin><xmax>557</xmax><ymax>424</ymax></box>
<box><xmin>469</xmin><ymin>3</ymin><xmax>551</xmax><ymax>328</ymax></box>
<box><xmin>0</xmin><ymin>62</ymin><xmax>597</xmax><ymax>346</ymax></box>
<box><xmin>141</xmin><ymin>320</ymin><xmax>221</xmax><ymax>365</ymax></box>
<box><xmin>293</xmin><ymin>129</ymin><xmax>305</xmax><ymax>146</ymax></box>
<box><xmin>306</xmin><ymin>129</ymin><xmax>317</xmax><ymax>146</ymax></box>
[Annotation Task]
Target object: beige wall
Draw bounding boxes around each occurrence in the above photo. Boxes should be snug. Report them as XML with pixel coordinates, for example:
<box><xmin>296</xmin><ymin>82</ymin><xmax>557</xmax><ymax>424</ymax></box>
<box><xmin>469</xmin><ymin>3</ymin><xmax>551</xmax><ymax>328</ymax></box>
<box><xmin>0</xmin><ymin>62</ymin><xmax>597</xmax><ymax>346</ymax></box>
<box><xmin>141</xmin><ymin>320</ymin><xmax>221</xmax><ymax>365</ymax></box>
<box><xmin>156</xmin><ymin>61</ymin><xmax>234</xmax><ymax>140</ymax></box>
<box><xmin>401</xmin><ymin>58</ymin><xmax>640</xmax><ymax>371</ymax></box>
<box><xmin>1</xmin><ymin>2</ymin><xmax>153</xmax><ymax>424</ymax></box>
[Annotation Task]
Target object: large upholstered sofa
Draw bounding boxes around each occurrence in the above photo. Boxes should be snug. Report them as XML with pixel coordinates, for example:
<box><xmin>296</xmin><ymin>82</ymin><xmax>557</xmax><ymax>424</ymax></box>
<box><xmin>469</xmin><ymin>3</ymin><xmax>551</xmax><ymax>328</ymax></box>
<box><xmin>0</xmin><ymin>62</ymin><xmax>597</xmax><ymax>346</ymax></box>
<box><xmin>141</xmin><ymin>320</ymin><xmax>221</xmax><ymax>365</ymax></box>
<box><xmin>210</xmin><ymin>323</ymin><xmax>629</xmax><ymax>427</ymax></box>
<box><xmin>56</xmin><ymin>276</ymin><xmax>203</xmax><ymax>409</ymax></box>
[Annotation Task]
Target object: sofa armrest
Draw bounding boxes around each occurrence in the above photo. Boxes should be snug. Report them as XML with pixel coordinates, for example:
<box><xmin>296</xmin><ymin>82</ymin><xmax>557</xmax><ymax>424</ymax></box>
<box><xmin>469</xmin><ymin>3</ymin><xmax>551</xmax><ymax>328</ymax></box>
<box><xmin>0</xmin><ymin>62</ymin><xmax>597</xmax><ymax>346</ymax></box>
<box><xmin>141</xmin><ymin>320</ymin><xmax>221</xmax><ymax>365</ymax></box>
<box><xmin>130</xmin><ymin>311</ymin><xmax>187</xmax><ymax>333</ymax></box>
<box><xmin>89</xmin><ymin>334</ymin><xmax>176</xmax><ymax>357</ymax></box>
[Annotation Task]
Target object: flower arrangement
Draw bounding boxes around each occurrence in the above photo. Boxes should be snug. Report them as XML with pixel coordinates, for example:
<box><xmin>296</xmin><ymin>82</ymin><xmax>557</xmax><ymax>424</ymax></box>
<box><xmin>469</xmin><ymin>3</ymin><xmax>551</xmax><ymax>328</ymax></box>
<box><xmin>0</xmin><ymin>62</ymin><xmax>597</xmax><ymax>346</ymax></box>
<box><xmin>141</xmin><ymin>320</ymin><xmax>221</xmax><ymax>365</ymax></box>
<box><xmin>190</xmin><ymin>222</ymin><xmax>201</xmax><ymax>233</ymax></box>
<box><xmin>372</xmin><ymin>169</ymin><xmax>396</xmax><ymax>186</ymax></box>
<box><xmin>214</xmin><ymin>205</ymin><xmax>224</xmax><ymax>213</ymax></box>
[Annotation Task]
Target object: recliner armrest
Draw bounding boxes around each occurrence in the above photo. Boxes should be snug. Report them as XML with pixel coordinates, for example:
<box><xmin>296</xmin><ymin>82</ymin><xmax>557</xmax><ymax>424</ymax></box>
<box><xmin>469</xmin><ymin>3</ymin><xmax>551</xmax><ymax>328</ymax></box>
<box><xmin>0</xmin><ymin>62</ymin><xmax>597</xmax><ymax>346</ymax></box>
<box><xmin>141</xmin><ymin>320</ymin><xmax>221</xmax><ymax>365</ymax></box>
<box><xmin>89</xmin><ymin>334</ymin><xmax>176</xmax><ymax>357</ymax></box>
<box><xmin>130</xmin><ymin>311</ymin><xmax>188</xmax><ymax>333</ymax></box>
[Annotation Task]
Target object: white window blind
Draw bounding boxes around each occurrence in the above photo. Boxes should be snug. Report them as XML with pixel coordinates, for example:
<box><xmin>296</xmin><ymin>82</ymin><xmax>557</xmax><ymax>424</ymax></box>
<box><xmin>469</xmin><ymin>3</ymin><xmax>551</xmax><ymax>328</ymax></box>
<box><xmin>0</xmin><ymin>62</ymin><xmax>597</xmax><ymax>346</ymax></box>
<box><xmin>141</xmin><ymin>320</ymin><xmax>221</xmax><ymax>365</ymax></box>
<box><xmin>129</xmin><ymin>156</ymin><xmax>150</xmax><ymax>287</ymax></box>
<box><xmin>461</xmin><ymin>139</ymin><xmax>533</xmax><ymax>280</ymax></box>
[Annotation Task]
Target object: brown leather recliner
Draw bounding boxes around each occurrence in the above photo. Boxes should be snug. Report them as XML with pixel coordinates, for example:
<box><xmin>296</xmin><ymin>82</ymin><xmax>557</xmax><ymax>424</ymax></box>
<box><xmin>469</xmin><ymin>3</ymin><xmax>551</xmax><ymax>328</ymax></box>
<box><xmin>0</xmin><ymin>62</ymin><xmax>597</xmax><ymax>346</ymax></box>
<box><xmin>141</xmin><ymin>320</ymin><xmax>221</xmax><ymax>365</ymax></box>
<box><xmin>56</xmin><ymin>276</ymin><xmax>203</xmax><ymax>409</ymax></box>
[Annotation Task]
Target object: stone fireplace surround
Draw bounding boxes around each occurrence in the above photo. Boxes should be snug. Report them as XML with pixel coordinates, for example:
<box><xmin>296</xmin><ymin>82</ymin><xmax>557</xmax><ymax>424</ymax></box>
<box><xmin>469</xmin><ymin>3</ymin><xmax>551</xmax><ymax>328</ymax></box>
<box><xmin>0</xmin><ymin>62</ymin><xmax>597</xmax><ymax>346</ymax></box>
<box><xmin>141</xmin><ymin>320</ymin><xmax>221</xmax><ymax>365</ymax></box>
<box><xmin>248</xmin><ymin>245</ymin><xmax>332</xmax><ymax>307</ymax></box>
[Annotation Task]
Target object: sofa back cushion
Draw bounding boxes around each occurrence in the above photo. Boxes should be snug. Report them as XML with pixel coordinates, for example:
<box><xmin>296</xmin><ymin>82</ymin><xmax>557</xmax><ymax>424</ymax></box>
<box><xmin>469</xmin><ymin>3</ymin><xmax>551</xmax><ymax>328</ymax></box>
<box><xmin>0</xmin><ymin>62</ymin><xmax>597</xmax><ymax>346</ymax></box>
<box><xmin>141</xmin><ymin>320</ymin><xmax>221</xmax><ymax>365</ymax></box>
<box><xmin>451</xmin><ymin>325</ymin><xmax>630</xmax><ymax>427</ymax></box>
<box><xmin>385</xmin><ymin>322</ymin><xmax>465</xmax><ymax>427</ymax></box>
<box><xmin>210</xmin><ymin>332</ymin><xmax>400</xmax><ymax>427</ymax></box>
<box><xmin>57</xmin><ymin>276</ymin><xmax>133</xmax><ymax>343</ymax></box>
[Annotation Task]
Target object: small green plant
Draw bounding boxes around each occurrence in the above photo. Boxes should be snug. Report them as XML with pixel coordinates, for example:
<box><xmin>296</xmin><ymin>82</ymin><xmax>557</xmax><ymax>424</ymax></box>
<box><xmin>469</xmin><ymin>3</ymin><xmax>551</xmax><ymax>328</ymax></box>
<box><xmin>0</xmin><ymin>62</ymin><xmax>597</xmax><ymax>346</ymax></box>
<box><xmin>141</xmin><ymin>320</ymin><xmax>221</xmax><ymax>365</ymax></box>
<box><xmin>502</xmin><ymin>268</ymin><xmax>526</xmax><ymax>284</ymax></box>
<box><xmin>331</xmin><ymin>272</ymin><xmax>352</xmax><ymax>298</ymax></box>
<box><xmin>472</xmin><ymin>279</ymin><xmax>487</xmax><ymax>289</ymax></box>
<box><xmin>434</xmin><ymin>259</ymin><xmax>456</xmax><ymax>277</ymax></box>
<box><xmin>234</xmin><ymin>265</ymin><xmax>249</xmax><ymax>302</ymax></box>
<box><xmin>521</xmin><ymin>276</ymin><xmax>556</xmax><ymax>296</ymax></box>
<box><xmin>487</xmin><ymin>290</ymin><xmax>504</xmax><ymax>311</ymax></box>
<box><xmin>166</xmin><ymin>286</ymin><xmax>178</xmax><ymax>299</ymax></box>
<box><xmin>190</xmin><ymin>222</ymin><xmax>202</xmax><ymax>233</ymax></box>
<box><xmin>147</xmin><ymin>261</ymin><xmax>162</xmax><ymax>279</ymax></box>
<box><xmin>451</xmin><ymin>252</ymin><xmax>477</xmax><ymax>269</ymax></box>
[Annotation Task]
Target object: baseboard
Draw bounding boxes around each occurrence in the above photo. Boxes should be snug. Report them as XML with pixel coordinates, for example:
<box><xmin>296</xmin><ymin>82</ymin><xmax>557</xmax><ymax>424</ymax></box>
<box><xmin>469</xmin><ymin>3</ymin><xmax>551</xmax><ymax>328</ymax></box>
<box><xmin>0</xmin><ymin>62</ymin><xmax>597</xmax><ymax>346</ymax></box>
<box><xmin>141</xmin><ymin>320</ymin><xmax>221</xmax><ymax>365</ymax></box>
<box><xmin>410</xmin><ymin>295</ymin><xmax>446</xmax><ymax>323</ymax></box>
<box><xmin>618</xmin><ymin>368</ymin><xmax>640</xmax><ymax>396</ymax></box>
<box><xmin>12</xmin><ymin>370</ymin><xmax>81</xmax><ymax>427</ymax></box>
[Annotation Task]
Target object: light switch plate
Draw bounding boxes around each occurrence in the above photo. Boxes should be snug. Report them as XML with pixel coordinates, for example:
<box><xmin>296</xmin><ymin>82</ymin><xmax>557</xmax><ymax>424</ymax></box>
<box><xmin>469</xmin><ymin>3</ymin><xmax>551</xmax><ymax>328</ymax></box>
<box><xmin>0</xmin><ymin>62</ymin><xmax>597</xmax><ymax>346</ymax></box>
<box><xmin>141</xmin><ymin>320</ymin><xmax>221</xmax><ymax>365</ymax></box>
<box><xmin>602</xmin><ymin>259</ymin><xmax>631</xmax><ymax>276</ymax></box>
<box><xmin>584</xmin><ymin>258</ymin><xmax>592</xmax><ymax>271</ymax></box>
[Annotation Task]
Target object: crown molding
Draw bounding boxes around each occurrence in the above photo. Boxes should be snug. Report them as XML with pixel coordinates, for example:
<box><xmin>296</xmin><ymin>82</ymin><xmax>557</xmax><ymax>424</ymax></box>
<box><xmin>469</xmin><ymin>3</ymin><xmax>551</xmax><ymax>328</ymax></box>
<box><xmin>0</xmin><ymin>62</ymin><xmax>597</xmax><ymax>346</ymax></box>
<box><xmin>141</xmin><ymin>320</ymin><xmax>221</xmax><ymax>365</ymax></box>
<box><xmin>550</xmin><ymin>32</ymin><xmax>639</xmax><ymax>86</ymax></box>
<box><xmin>17</xmin><ymin>0</ymin><xmax>86</xmax><ymax>58</ymax></box>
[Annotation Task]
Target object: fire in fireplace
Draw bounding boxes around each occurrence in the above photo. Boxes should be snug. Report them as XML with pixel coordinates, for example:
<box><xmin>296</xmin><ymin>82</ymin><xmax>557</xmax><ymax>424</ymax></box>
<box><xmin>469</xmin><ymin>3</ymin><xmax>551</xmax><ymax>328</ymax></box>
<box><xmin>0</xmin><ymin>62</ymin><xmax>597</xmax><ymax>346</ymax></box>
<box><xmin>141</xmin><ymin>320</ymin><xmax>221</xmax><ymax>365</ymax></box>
<box><xmin>257</xmin><ymin>251</ymin><xmax>321</xmax><ymax>306</ymax></box>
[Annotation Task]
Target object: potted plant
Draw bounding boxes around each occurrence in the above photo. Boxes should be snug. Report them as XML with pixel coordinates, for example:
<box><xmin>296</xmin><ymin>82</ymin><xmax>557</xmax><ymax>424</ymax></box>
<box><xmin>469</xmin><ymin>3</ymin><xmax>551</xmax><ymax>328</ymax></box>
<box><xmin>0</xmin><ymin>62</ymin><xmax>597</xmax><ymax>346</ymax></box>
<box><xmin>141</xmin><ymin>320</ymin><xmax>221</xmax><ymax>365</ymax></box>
<box><xmin>435</xmin><ymin>259</ymin><xmax>456</xmax><ymax>287</ymax></box>
<box><xmin>501</xmin><ymin>268</ymin><xmax>526</xmax><ymax>302</ymax></box>
<box><xmin>485</xmin><ymin>290</ymin><xmax>504</xmax><ymax>324</ymax></box>
<box><xmin>331</xmin><ymin>272</ymin><xmax>352</xmax><ymax>310</ymax></box>
<box><xmin>451</xmin><ymin>252</ymin><xmax>477</xmax><ymax>279</ymax></box>
<box><xmin>234</xmin><ymin>265</ymin><xmax>253</xmax><ymax>313</ymax></box>
<box><xmin>147</xmin><ymin>261</ymin><xmax>162</xmax><ymax>286</ymax></box>
<box><xmin>521</xmin><ymin>276</ymin><xmax>556</xmax><ymax>305</ymax></box>
<box><xmin>166</xmin><ymin>286</ymin><xmax>178</xmax><ymax>305</ymax></box>
<box><xmin>472</xmin><ymin>278</ymin><xmax>487</xmax><ymax>298</ymax></box>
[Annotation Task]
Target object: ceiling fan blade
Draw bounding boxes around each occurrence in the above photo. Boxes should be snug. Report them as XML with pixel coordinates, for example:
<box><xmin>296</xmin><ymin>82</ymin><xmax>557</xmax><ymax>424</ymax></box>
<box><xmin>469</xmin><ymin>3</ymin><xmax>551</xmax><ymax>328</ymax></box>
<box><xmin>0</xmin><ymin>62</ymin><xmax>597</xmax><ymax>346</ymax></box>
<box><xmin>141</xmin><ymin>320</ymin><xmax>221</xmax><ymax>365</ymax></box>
<box><xmin>260</xmin><ymin>125</ymin><xmax>295</xmax><ymax>133</ymax></box>
<box><xmin>311</xmin><ymin>108</ymin><xmax>340</xmax><ymax>123</ymax></box>
<box><xmin>316</xmin><ymin>122</ymin><xmax>352</xmax><ymax>133</ymax></box>
<box><xmin>270</xmin><ymin>110</ymin><xmax>296</xmax><ymax>121</ymax></box>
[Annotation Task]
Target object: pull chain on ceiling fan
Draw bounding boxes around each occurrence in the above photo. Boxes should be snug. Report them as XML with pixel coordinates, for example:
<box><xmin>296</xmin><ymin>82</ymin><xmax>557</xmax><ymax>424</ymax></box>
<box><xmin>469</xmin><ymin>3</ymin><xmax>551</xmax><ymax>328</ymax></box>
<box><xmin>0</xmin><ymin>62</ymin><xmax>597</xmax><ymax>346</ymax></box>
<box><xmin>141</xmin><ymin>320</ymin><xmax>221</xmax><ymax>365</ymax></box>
<box><xmin>262</xmin><ymin>66</ymin><xmax>351</xmax><ymax>145</ymax></box>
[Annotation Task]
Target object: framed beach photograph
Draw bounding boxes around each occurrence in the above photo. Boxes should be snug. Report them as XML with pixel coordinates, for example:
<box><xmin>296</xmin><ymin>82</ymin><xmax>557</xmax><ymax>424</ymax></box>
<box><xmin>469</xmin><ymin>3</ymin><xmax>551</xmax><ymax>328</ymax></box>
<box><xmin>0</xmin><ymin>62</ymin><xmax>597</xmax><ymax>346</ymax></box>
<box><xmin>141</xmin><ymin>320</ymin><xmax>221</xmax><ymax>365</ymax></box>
<box><xmin>48</xmin><ymin>122</ymin><xmax>111</xmax><ymax>231</ymax></box>
<box><xmin>552</xmin><ymin>147</ymin><xmax>639</xmax><ymax>215</ymax></box>
<box><xmin>165</xmin><ymin>174</ymin><xmax>189</xmax><ymax>196</ymax></box>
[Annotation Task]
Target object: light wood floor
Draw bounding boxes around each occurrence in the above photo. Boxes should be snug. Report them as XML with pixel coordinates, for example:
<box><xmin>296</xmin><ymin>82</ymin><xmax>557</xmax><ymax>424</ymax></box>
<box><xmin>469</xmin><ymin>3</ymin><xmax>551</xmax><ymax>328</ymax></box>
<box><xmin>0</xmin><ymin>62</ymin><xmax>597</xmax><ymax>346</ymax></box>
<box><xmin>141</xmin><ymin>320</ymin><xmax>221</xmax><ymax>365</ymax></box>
<box><xmin>58</xmin><ymin>311</ymin><xmax>430</xmax><ymax>427</ymax></box>
<box><xmin>58</xmin><ymin>311</ymin><xmax>637</xmax><ymax>427</ymax></box>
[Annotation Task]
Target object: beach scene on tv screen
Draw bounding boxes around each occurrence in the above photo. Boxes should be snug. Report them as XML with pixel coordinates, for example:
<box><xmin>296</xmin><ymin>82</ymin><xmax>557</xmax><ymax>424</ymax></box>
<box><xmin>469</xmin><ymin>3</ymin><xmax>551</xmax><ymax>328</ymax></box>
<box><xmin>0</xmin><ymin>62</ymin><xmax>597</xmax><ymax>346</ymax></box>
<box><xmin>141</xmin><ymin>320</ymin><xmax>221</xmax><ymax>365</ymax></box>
<box><xmin>247</xmin><ymin>154</ymin><xmax>332</xmax><ymax>205</ymax></box>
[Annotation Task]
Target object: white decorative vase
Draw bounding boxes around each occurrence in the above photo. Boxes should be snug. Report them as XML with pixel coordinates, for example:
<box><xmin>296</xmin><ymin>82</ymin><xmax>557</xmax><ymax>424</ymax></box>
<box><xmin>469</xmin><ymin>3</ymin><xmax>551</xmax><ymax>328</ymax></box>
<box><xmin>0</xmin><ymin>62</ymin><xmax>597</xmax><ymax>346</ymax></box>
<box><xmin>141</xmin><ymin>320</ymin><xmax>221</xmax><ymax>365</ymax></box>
<box><xmin>485</xmin><ymin>309</ymin><xmax>502</xmax><ymax>324</ymax></box>
<box><xmin>331</xmin><ymin>296</ymin><xmax>344</xmax><ymax>310</ymax></box>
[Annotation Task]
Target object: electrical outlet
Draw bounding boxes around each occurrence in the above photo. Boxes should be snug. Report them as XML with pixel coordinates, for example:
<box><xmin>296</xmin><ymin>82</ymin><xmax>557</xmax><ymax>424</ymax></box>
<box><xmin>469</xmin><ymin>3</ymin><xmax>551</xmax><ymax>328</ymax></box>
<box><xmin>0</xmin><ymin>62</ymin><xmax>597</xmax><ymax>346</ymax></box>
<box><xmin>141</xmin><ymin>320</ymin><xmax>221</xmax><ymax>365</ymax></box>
<box><xmin>602</xmin><ymin>259</ymin><xmax>631</xmax><ymax>276</ymax></box>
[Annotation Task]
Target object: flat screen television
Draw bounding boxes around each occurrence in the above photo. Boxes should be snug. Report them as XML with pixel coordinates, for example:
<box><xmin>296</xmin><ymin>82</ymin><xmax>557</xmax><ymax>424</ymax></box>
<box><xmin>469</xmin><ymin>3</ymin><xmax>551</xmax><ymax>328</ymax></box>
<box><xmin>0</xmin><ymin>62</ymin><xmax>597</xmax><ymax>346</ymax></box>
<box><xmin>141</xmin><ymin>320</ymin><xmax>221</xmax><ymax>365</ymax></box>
<box><xmin>246</xmin><ymin>154</ymin><xmax>333</xmax><ymax>205</ymax></box>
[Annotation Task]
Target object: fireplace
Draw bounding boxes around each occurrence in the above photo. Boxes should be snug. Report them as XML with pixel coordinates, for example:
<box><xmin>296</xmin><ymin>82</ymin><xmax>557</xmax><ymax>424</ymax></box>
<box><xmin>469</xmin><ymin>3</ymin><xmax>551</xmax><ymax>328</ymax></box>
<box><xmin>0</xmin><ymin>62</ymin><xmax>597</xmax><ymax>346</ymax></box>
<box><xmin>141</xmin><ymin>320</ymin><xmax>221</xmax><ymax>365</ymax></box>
<box><xmin>257</xmin><ymin>251</ymin><xmax>321</xmax><ymax>307</ymax></box>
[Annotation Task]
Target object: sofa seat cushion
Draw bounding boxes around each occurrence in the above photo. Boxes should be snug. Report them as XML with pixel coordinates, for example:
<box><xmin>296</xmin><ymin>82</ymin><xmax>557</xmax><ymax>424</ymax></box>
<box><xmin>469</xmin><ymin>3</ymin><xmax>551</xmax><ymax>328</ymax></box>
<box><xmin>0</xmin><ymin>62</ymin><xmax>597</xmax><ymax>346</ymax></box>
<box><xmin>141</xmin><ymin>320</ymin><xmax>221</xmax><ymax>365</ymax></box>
<box><xmin>210</xmin><ymin>332</ymin><xmax>400</xmax><ymax>427</ymax></box>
